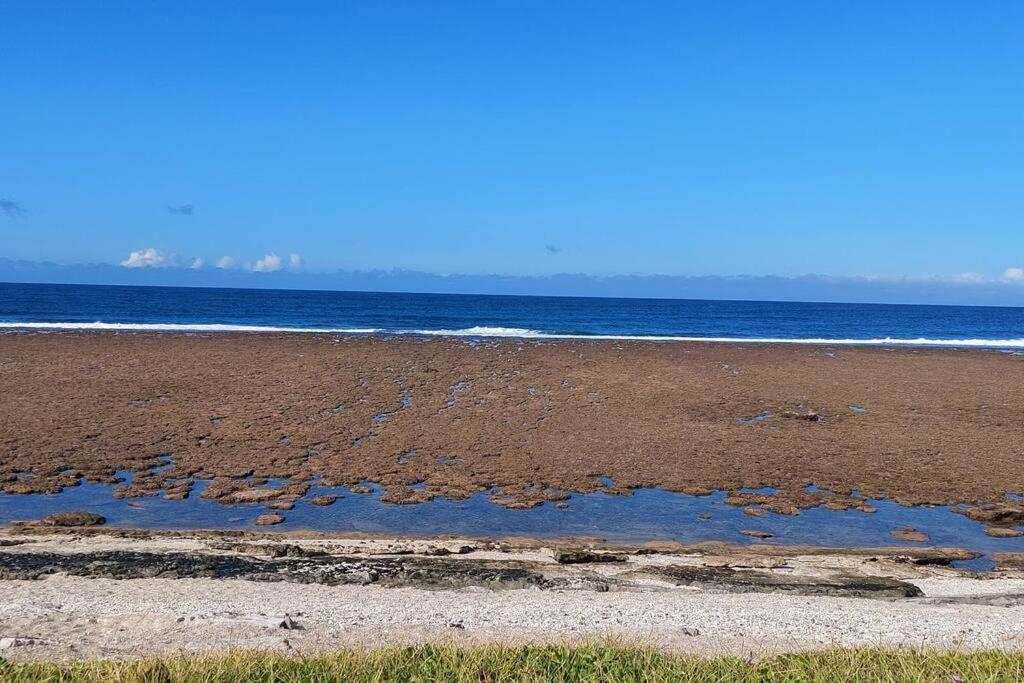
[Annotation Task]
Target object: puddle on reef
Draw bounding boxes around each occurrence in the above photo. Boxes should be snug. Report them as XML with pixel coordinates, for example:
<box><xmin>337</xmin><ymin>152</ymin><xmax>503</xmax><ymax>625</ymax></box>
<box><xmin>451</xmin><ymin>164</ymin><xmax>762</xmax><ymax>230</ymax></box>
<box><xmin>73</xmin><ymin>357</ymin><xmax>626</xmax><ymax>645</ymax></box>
<box><xmin>1</xmin><ymin>468</ymin><xmax>1022</xmax><ymax>572</ymax></box>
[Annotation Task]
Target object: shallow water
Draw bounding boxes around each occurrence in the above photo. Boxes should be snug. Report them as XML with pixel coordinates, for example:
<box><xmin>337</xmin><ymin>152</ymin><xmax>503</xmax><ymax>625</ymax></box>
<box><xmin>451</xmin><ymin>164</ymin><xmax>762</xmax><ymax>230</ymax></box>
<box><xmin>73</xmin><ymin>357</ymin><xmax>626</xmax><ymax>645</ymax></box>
<box><xmin>2</xmin><ymin>472</ymin><xmax>1021</xmax><ymax>572</ymax></box>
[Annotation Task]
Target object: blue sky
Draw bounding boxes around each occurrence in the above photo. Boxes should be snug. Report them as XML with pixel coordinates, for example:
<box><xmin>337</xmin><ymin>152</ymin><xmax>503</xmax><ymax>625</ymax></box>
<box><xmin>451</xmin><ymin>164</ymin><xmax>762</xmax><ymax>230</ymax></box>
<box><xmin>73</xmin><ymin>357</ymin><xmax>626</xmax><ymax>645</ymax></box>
<box><xmin>2</xmin><ymin>2</ymin><xmax>1023</xmax><ymax>297</ymax></box>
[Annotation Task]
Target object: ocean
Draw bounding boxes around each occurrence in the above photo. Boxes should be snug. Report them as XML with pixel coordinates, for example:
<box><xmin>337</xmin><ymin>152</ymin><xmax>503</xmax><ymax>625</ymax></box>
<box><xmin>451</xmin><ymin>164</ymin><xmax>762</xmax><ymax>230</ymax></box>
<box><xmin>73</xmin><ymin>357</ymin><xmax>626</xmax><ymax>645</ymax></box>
<box><xmin>1</xmin><ymin>282</ymin><xmax>1023</xmax><ymax>348</ymax></box>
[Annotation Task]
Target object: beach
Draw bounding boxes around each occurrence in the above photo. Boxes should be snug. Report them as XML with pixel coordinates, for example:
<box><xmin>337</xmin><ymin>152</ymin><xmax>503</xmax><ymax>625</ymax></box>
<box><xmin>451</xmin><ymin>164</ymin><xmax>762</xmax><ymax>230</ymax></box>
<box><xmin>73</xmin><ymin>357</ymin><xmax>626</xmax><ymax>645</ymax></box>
<box><xmin>4</xmin><ymin>331</ymin><xmax>1024</xmax><ymax>663</ymax></box>
<box><xmin>1</xmin><ymin>528</ymin><xmax>1023</xmax><ymax>661</ymax></box>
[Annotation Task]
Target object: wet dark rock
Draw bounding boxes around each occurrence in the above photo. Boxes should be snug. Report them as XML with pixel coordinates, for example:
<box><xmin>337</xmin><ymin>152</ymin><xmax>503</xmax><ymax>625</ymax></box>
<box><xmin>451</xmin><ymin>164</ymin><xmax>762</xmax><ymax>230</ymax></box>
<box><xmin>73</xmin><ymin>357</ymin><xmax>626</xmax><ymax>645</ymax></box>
<box><xmin>740</xmin><ymin>530</ymin><xmax>774</xmax><ymax>539</ymax></box>
<box><xmin>781</xmin><ymin>410</ymin><xmax>821</xmax><ymax>422</ymax></box>
<box><xmin>422</xmin><ymin>545</ymin><xmax>475</xmax><ymax>556</ymax></box>
<box><xmin>267</xmin><ymin>501</ymin><xmax>295</xmax><ymax>511</ymax></box>
<box><xmin>553</xmin><ymin>550</ymin><xmax>626</xmax><ymax>564</ymax></box>
<box><xmin>0</xmin><ymin>551</ymin><xmax>549</xmax><ymax>590</ymax></box>
<box><xmin>210</xmin><ymin>543</ymin><xmax>327</xmax><ymax>559</ymax></box>
<box><xmin>41</xmin><ymin>512</ymin><xmax>106</xmax><ymax>527</ymax></box>
<box><xmin>308</xmin><ymin>495</ymin><xmax>338</xmax><ymax>507</ymax></box>
<box><xmin>639</xmin><ymin>565</ymin><xmax>922</xmax><ymax>599</ymax></box>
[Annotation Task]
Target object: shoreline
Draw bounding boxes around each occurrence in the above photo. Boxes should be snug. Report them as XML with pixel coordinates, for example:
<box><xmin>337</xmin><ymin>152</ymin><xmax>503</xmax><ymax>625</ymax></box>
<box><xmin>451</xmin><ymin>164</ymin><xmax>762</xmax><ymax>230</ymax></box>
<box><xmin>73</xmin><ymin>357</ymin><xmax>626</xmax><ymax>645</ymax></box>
<box><xmin>1</xmin><ymin>529</ymin><xmax>1023</xmax><ymax>660</ymax></box>
<box><xmin>3</xmin><ymin>324</ymin><xmax>1024</xmax><ymax>349</ymax></box>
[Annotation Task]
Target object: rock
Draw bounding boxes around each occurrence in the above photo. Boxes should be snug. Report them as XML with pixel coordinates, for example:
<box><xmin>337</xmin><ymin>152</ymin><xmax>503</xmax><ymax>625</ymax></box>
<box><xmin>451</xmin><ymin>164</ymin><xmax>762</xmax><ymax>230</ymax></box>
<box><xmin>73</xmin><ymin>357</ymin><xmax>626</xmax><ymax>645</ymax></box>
<box><xmin>553</xmin><ymin>550</ymin><xmax>626</xmax><ymax>564</ymax></box>
<box><xmin>113</xmin><ymin>485</ymin><xmax>159</xmax><ymax>499</ymax></box>
<box><xmin>705</xmin><ymin>557</ymin><xmax>788</xmax><ymax>569</ymax></box>
<box><xmin>952</xmin><ymin>504</ymin><xmax>1024</xmax><ymax>526</ymax></box>
<box><xmin>267</xmin><ymin>501</ymin><xmax>295</xmax><ymax>511</ymax></box>
<box><xmin>42</xmin><ymin>511</ymin><xmax>105</xmax><ymax>527</ymax></box>
<box><xmin>985</xmin><ymin>527</ymin><xmax>1023</xmax><ymax>538</ymax></box>
<box><xmin>423</xmin><ymin>546</ymin><xmax>453</xmax><ymax>556</ymax></box>
<box><xmin>255</xmin><ymin>513</ymin><xmax>285</xmax><ymax>526</ymax></box>
<box><xmin>890</xmin><ymin>527</ymin><xmax>929</xmax><ymax>543</ymax></box>
<box><xmin>278</xmin><ymin>614</ymin><xmax>301</xmax><ymax>630</ymax></box>
<box><xmin>643</xmin><ymin>565</ymin><xmax>922</xmax><ymax>599</ymax></box>
<box><xmin>308</xmin><ymin>495</ymin><xmax>338</xmax><ymax>507</ymax></box>
<box><xmin>781</xmin><ymin>410</ymin><xmax>821</xmax><ymax>422</ymax></box>
<box><xmin>223</xmin><ymin>488</ymin><xmax>282</xmax><ymax>504</ymax></box>
<box><xmin>743</xmin><ymin>507</ymin><xmax>766</xmax><ymax>517</ymax></box>
<box><xmin>0</xmin><ymin>637</ymin><xmax>43</xmax><ymax>648</ymax></box>
<box><xmin>350</xmin><ymin>485</ymin><xmax>374</xmax><ymax>494</ymax></box>
<box><xmin>993</xmin><ymin>552</ymin><xmax>1024</xmax><ymax>571</ymax></box>
<box><xmin>698</xmin><ymin>513</ymin><xmax>712</xmax><ymax>520</ymax></box>
<box><xmin>740</xmin><ymin>530</ymin><xmax>774</xmax><ymax>539</ymax></box>
<box><xmin>555</xmin><ymin>502</ymin><xmax>570</xmax><ymax>510</ymax></box>
<box><xmin>681</xmin><ymin>627</ymin><xmax>701</xmax><ymax>637</ymax></box>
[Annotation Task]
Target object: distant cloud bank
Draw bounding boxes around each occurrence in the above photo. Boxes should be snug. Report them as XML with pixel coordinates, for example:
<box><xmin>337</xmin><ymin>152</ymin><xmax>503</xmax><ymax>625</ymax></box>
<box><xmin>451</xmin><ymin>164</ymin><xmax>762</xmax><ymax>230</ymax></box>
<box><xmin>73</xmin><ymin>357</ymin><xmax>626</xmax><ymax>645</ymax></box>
<box><xmin>119</xmin><ymin>249</ymin><xmax>303</xmax><ymax>274</ymax></box>
<box><xmin>3</xmin><ymin>256</ymin><xmax>1022</xmax><ymax>306</ymax></box>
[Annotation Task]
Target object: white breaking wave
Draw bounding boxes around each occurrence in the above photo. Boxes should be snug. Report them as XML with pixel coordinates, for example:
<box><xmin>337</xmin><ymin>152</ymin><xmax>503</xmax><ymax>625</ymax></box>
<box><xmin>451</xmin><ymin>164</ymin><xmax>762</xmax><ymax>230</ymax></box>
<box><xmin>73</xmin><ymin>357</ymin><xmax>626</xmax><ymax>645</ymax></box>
<box><xmin>2</xmin><ymin>321</ymin><xmax>1022</xmax><ymax>348</ymax></box>
<box><xmin>410</xmin><ymin>326</ymin><xmax>1024</xmax><ymax>347</ymax></box>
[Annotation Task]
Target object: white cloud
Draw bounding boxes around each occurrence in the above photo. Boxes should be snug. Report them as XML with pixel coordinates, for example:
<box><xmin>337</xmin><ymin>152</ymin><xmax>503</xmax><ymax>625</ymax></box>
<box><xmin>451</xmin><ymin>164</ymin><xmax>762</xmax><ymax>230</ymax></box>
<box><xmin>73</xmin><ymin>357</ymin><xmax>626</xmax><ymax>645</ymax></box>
<box><xmin>215</xmin><ymin>256</ymin><xmax>235</xmax><ymax>269</ymax></box>
<box><xmin>190</xmin><ymin>257</ymin><xmax>205</xmax><ymax>270</ymax></box>
<box><xmin>288</xmin><ymin>253</ymin><xmax>302</xmax><ymax>270</ymax></box>
<box><xmin>946</xmin><ymin>272</ymin><xmax>985</xmax><ymax>284</ymax></box>
<box><xmin>120</xmin><ymin>248</ymin><xmax>173</xmax><ymax>269</ymax></box>
<box><xmin>1003</xmin><ymin>268</ymin><xmax>1024</xmax><ymax>283</ymax></box>
<box><xmin>253</xmin><ymin>253</ymin><xmax>282</xmax><ymax>272</ymax></box>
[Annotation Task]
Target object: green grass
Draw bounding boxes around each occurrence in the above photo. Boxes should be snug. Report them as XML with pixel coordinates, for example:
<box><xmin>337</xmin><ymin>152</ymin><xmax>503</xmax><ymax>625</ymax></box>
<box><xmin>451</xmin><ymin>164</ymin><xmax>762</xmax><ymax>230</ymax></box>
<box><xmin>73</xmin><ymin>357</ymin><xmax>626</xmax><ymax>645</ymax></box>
<box><xmin>2</xmin><ymin>643</ymin><xmax>1021</xmax><ymax>682</ymax></box>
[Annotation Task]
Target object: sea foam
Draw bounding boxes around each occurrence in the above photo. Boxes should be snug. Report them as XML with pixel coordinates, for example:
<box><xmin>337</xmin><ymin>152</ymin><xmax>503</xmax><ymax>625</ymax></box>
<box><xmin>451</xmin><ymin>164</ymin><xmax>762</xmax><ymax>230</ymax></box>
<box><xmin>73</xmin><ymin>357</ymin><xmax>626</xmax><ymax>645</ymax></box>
<box><xmin>2</xmin><ymin>321</ymin><xmax>1023</xmax><ymax>348</ymax></box>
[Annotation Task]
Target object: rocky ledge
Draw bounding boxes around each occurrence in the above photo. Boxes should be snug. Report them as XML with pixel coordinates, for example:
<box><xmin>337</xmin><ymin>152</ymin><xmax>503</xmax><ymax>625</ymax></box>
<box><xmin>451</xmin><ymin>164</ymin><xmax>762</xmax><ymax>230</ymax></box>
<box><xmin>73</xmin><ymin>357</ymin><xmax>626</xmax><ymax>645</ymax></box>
<box><xmin>0</xmin><ymin>530</ymin><xmax>1003</xmax><ymax>599</ymax></box>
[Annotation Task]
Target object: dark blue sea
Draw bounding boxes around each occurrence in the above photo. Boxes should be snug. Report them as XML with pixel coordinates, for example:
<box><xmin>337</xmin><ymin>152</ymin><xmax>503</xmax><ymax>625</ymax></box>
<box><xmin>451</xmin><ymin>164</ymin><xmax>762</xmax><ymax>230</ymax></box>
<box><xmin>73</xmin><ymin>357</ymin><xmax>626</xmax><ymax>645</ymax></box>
<box><xmin>1</xmin><ymin>282</ymin><xmax>1023</xmax><ymax>347</ymax></box>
